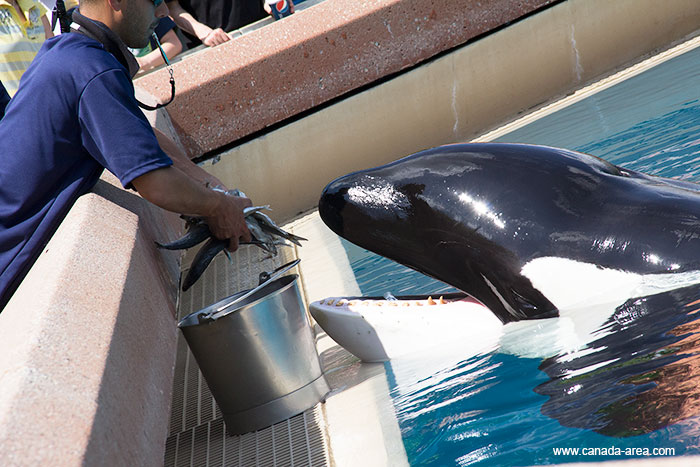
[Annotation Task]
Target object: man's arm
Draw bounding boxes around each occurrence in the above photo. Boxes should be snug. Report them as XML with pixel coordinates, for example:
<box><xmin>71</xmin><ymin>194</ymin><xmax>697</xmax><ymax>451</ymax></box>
<box><xmin>165</xmin><ymin>0</ymin><xmax>230</xmax><ymax>46</ymax></box>
<box><xmin>41</xmin><ymin>15</ymin><xmax>54</xmax><ymax>40</ymax></box>
<box><xmin>152</xmin><ymin>127</ymin><xmax>226</xmax><ymax>189</ymax></box>
<box><xmin>131</xmin><ymin>165</ymin><xmax>252</xmax><ymax>251</ymax></box>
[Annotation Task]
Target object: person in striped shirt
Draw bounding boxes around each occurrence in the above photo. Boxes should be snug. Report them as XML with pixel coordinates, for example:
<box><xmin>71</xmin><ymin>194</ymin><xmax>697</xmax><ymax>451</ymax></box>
<box><xmin>0</xmin><ymin>0</ymin><xmax>52</xmax><ymax>96</ymax></box>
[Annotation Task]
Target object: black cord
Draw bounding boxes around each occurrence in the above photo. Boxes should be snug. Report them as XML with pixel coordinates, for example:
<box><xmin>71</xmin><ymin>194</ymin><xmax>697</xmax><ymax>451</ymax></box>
<box><xmin>137</xmin><ymin>74</ymin><xmax>175</xmax><ymax>111</ymax></box>
<box><xmin>136</xmin><ymin>33</ymin><xmax>176</xmax><ymax>111</ymax></box>
<box><xmin>52</xmin><ymin>0</ymin><xmax>71</xmax><ymax>34</ymax></box>
<box><xmin>53</xmin><ymin>6</ymin><xmax>176</xmax><ymax>111</ymax></box>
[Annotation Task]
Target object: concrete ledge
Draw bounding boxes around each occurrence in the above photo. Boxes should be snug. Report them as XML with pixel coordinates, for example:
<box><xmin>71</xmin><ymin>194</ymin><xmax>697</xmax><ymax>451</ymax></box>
<box><xmin>135</xmin><ymin>0</ymin><xmax>557</xmax><ymax>157</ymax></box>
<box><xmin>0</xmin><ymin>173</ymin><xmax>181</xmax><ymax>466</ymax></box>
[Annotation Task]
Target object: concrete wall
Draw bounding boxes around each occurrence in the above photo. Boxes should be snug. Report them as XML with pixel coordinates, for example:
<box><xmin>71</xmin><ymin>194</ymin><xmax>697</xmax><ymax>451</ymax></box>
<box><xmin>0</xmin><ymin>173</ymin><xmax>181</xmax><ymax>466</ymax></box>
<box><xmin>137</xmin><ymin>0</ymin><xmax>559</xmax><ymax>157</ymax></box>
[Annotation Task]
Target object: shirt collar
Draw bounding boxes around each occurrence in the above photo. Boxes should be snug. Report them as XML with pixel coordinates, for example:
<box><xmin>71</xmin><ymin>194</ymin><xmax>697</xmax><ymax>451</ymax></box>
<box><xmin>71</xmin><ymin>8</ymin><xmax>140</xmax><ymax>78</ymax></box>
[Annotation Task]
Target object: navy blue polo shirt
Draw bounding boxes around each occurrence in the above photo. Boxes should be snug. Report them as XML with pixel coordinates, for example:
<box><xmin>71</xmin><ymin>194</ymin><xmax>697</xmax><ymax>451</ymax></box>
<box><xmin>0</xmin><ymin>29</ymin><xmax>172</xmax><ymax>310</ymax></box>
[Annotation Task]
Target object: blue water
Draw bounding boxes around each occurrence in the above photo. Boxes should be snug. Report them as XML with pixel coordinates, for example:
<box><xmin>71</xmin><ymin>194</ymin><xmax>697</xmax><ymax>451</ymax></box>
<box><xmin>338</xmin><ymin>44</ymin><xmax>700</xmax><ymax>465</ymax></box>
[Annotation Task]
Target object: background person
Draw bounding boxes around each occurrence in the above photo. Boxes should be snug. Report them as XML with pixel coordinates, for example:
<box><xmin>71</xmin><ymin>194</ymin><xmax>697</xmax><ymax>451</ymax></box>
<box><xmin>0</xmin><ymin>0</ymin><xmax>53</xmax><ymax>96</ymax></box>
<box><xmin>131</xmin><ymin>16</ymin><xmax>183</xmax><ymax>73</ymax></box>
<box><xmin>165</xmin><ymin>0</ymin><xmax>266</xmax><ymax>49</ymax></box>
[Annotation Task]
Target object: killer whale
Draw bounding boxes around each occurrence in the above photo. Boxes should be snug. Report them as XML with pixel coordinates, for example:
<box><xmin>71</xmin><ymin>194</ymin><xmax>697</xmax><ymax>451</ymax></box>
<box><xmin>318</xmin><ymin>143</ymin><xmax>700</xmax><ymax>323</ymax></box>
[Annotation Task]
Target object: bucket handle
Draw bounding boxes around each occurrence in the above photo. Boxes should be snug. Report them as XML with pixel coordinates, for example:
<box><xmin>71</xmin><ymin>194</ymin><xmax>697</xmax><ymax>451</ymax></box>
<box><xmin>258</xmin><ymin>259</ymin><xmax>297</xmax><ymax>285</ymax></box>
<box><xmin>197</xmin><ymin>259</ymin><xmax>301</xmax><ymax>323</ymax></box>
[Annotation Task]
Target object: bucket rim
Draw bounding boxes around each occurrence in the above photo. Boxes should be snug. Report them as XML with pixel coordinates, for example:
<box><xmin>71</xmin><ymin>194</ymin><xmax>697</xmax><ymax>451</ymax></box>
<box><xmin>177</xmin><ymin>274</ymin><xmax>299</xmax><ymax>328</ymax></box>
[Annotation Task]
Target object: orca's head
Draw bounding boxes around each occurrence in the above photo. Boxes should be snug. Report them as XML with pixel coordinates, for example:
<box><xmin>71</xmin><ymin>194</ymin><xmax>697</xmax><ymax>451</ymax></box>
<box><xmin>318</xmin><ymin>142</ymin><xmax>700</xmax><ymax>323</ymax></box>
<box><xmin>319</xmin><ymin>142</ymin><xmax>619</xmax><ymax>256</ymax></box>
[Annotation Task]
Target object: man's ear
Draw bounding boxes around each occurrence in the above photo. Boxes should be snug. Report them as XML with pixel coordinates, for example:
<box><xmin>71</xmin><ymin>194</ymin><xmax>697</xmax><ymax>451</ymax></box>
<box><xmin>106</xmin><ymin>0</ymin><xmax>124</xmax><ymax>12</ymax></box>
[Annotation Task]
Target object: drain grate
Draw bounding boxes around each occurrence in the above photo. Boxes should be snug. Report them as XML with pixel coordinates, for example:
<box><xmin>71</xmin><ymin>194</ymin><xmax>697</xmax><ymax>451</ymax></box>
<box><xmin>164</xmin><ymin>246</ymin><xmax>330</xmax><ymax>466</ymax></box>
<box><xmin>164</xmin><ymin>406</ymin><xmax>328</xmax><ymax>467</ymax></box>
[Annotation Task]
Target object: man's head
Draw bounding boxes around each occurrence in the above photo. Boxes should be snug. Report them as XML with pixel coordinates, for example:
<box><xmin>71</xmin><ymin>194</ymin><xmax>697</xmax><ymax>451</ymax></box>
<box><xmin>80</xmin><ymin>0</ymin><xmax>168</xmax><ymax>48</ymax></box>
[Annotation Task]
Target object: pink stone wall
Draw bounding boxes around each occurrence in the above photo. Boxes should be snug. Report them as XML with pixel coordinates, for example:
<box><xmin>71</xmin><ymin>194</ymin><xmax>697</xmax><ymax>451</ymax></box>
<box><xmin>136</xmin><ymin>0</ymin><xmax>556</xmax><ymax>157</ymax></box>
<box><xmin>0</xmin><ymin>173</ymin><xmax>181</xmax><ymax>466</ymax></box>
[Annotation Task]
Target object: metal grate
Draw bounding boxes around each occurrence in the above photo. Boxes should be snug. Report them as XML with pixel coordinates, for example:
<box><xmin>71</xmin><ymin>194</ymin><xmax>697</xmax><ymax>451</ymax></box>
<box><xmin>164</xmin><ymin>406</ymin><xmax>328</xmax><ymax>467</ymax></box>
<box><xmin>164</xmin><ymin>244</ymin><xmax>330</xmax><ymax>466</ymax></box>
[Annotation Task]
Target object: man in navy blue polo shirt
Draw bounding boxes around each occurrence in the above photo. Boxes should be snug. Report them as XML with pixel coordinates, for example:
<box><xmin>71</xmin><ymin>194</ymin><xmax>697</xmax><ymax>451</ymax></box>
<box><xmin>0</xmin><ymin>0</ymin><xmax>251</xmax><ymax>310</ymax></box>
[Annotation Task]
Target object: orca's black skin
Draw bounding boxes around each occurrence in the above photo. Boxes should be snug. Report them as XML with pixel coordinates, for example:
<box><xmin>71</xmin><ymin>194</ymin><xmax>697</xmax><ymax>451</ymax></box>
<box><xmin>318</xmin><ymin>143</ymin><xmax>700</xmax><ymax>323</ymax></box>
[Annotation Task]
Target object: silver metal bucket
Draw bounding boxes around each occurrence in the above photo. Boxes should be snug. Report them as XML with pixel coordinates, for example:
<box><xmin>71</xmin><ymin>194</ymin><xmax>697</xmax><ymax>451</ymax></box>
<box><xmin>178</xmin><ymin>266</ymin><xmax>329</xmax><ymax>435</ymax></box>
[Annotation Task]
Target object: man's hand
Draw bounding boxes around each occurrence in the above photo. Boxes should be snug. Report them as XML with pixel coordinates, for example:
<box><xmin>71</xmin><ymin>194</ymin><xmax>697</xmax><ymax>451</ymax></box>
<box><xmin>132</xmin><ymin>166</ymin><xmax>252</xmax><ymax>252</ymax></box>
<box><xmin>206</xmin><ymin>193</ymin><xmax>253</xmax><ymax>251</ymax></box>
<box><xmin>167</xmin><ymin>0</ymin><xmax>231</xmax><ymax>47</ymax></box>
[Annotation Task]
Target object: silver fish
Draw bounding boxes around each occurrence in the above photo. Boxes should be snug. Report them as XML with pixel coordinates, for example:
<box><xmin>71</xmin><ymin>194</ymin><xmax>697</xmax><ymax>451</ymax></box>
<box><xmin>248</xmin><ymin>210</ymin><xmax>306</xmax><ymax>246</ymax></box>
<box><xmin>156</xmin><ymin>221</ymin><xmax>211</xmax><ymax>250</ymax></box>
<box><xmin>157</xmin><ymin>190</ymin><xmax>307</xmax><ymax>291</ymax></box>
<box><xmin>181</xmin><ymin>237</ymin><xmax>228</xmax><ymax>291</ymax></box>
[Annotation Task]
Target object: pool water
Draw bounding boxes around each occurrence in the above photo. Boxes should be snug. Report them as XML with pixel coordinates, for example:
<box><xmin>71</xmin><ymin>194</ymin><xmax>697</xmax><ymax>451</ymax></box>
<box><xmin>337</xmin><ymin>43</ymin><xmax>700</xmax><ymax>465</ymax></box>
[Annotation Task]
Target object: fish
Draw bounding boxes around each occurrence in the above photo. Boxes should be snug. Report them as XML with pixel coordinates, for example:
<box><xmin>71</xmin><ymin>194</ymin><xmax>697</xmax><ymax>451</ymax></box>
<box><xmin>181</xmin><ymin>237</ymin><xmax>228</xmax><ymax>292</ymax></box>
<box><xmin>155</xmin><ymin>220</ymin><xmax>211</xmax><ymax>250</ymax></box>
<box><xmin>248</xmin><ymin>210</ymin><xmax>306</xmax><ymax>246</ymax></box>
<box><xmin>156</xmin><ymin>190</ymin><xmax>306</xmax><ymax>291</ymax></box>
